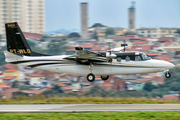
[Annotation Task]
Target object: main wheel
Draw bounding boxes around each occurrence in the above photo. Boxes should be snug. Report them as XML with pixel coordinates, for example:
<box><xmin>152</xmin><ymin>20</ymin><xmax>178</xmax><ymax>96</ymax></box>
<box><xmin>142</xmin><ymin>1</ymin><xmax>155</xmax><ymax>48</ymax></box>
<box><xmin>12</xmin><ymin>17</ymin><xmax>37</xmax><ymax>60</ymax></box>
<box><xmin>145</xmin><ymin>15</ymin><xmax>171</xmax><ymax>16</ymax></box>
<box><xmin>165</xmin><ymin>72</ymin><xmax>171</xmax><ymax>78</ymax></box>
<box><xmin>87</xmin><ymin>73</ymin><xmax>95</xmax><ymax>82</ymax></box>
<box><xmin>100</xmin><ymin>75</ymin><xmax>109</xmax><ymax>80</ymax></box>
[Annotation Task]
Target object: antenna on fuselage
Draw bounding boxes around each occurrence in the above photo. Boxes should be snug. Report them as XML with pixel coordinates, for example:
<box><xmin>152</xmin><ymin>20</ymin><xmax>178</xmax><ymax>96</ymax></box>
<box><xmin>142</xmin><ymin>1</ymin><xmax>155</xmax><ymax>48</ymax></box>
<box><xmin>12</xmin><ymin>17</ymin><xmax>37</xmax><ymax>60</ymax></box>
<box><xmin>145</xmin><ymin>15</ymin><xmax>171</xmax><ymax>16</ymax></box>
<box><xmin>108</xmin><ymin>42</ymin><xmax>111</xmax><ymax>55</ymax></box>
<box><xmin>121</xmin><ymin>40</ymin><xmax>128</xmax><ymax>52</ymax></box>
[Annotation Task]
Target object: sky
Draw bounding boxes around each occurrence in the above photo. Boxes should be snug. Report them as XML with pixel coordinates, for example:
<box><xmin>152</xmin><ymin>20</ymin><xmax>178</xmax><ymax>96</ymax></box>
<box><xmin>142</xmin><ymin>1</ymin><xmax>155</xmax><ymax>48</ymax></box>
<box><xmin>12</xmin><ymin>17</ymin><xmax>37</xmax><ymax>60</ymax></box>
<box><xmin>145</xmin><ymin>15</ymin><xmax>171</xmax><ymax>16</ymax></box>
<box><xmin>45</xmin><ymin>0</ymin><xmax>180</xmax><ymax>32</ymax></box>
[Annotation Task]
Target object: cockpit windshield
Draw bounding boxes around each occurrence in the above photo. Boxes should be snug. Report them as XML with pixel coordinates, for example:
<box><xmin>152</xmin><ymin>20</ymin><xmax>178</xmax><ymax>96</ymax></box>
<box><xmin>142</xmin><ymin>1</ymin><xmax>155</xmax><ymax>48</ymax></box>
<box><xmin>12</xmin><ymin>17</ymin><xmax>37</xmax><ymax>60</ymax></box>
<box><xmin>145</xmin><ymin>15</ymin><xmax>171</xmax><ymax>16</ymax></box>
<box><xmin>141</xmin><ymin>53</ymin><xmax>151</xmax><ymax>60</ymax></box>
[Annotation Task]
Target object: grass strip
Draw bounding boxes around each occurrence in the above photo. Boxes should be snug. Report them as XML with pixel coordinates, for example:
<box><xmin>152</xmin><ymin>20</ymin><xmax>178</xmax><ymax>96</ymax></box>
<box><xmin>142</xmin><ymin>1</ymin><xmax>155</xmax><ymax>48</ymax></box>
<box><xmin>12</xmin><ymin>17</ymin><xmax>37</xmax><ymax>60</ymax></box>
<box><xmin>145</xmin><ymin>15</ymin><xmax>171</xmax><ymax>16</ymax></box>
<box><xmin>0</xmin><ymin>112</ymin><xmax>180</xmax><ymax>120</ymax></box>
<box><xmin>1</xmin><ymin>97</ymin><xmax>180</xmax><ymax>104</ymax></box>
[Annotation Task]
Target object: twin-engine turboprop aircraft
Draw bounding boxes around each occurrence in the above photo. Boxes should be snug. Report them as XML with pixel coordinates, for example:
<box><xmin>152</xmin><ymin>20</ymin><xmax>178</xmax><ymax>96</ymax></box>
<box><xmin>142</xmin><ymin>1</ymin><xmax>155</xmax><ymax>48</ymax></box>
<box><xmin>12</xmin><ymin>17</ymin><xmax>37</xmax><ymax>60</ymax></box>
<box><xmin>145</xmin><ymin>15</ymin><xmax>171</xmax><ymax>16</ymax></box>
<box><xmin>4</xmin><ymin>22</ymin><xmax>175</xmax><ymax>82</ymax></box>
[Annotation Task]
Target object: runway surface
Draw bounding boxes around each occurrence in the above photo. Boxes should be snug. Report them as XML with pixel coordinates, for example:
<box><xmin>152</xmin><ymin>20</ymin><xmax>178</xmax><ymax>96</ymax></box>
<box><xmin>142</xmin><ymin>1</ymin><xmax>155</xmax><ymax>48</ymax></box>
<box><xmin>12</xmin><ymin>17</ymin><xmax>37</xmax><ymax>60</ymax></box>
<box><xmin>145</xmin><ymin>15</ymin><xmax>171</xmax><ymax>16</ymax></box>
<box><xmin>0</xmin><ymin>104</ymin><xmax>180</xmax><ymax>112</ymax></box>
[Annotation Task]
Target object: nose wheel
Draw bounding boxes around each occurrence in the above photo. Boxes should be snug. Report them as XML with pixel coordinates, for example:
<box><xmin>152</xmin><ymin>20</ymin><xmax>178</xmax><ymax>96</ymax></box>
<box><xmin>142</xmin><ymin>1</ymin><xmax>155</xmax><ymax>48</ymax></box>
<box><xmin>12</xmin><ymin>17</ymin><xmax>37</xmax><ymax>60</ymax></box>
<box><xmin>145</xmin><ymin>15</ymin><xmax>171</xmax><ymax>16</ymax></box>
<box><xmin>101</xmin><ymin>75</ymin><xmax>109</xmax><ymax>80</ymax></box>
<box><xmin>165</xmin><ymin>72</ymin><xmax>171</xmax><ymax>78</ymax></box>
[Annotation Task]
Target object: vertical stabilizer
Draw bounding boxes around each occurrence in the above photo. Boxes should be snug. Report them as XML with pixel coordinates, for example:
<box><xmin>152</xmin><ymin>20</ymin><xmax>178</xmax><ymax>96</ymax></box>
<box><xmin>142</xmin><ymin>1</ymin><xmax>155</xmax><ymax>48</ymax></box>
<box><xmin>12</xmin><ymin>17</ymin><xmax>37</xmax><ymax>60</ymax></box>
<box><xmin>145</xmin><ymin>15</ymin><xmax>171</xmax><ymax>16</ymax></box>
<box><xmin>5</xmin><ymin>22</ymin><xmax>32</xmax><ymax>56</ymax></box>
<box><xmin>5</xmin><ymin>22</ymin><xmax>50</xmax><ymax>56</ymax></box>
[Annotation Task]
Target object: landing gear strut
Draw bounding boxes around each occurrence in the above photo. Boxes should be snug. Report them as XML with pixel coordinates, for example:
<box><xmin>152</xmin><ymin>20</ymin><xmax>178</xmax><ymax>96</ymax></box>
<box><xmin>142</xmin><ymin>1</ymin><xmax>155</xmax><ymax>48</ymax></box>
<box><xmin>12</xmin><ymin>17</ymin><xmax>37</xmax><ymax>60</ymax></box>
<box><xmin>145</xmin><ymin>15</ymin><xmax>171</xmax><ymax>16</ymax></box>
<box><xmin>101</xmin><ymin>75</ymin><xmax>109</xmax><ymax>80</ymax></box>
<box><xmin>87</xmin><ymin>63</ymin><xmax>95</xmax><ymax>82</ymax></box>
<box><xmin>165</xmin><ymin>72</ymin><xmax>171</xmax><ymax>78</ymax></box>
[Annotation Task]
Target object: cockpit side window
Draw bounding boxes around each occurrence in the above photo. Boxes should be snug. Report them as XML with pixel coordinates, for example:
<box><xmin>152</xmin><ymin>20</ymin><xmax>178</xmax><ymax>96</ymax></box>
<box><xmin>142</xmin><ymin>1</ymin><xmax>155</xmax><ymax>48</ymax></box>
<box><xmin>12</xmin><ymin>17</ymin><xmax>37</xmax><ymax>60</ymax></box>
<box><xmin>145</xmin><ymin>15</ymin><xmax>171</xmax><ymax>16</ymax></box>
<box><xmin>135</xmin><ymin>55</ymin><xmax>142</xmax><ymax>61</ymax></box>
<box><xmin>141</xmin><ymin>53</ymin><xmax>151</xmax><ymax>60</ymax></box>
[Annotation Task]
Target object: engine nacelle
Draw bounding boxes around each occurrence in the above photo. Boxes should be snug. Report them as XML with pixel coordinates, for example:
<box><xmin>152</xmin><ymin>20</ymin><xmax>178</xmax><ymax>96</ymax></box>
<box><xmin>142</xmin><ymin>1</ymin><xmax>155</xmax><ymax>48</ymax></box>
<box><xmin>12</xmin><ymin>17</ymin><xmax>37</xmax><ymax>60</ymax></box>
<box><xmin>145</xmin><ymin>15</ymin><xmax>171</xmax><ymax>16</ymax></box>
<box><xmin>106</xmin><ymin>52</ymin><xmax>117</xmax><ymax>58</ymax></box>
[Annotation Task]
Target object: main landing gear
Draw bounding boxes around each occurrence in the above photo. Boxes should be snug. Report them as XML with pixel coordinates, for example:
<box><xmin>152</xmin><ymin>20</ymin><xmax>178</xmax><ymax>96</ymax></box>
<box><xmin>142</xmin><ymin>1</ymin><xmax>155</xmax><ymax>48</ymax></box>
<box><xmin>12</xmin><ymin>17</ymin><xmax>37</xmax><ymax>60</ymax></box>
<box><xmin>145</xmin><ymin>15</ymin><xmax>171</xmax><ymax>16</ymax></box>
<box><xmin>165</xmin><ymin>72</ymin><xmax>171</xmax><ymax>78</ymax></box>
<box><xmin>87</xmin><ymin>63</ymin><xmax>95</xmax><ymax>82</ymax></box>
<box><xmin>87</xmin><ymin>74</ymin><xmax>109</xmax><ymax>82</ymax></box>
<box><xmin>86</xmin><ymin>63</ymin><xmax>109</xmax><ymax>82</ymax></box>
<box><xmin>87</xmin><ymin>73</ymin><xmax>95</xmax><ymax>82</ymax></box>
<box><xmin>100</xmin><ymin>75</ymin><xmax>109</xmax><ymax>80</ymax></box>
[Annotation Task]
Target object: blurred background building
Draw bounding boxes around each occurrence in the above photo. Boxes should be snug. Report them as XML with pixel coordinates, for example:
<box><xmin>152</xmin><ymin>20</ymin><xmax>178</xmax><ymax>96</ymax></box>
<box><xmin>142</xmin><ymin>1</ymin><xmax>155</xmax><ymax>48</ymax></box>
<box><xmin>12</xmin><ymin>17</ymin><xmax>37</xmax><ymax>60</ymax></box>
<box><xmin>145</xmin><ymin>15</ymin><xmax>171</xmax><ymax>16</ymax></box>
<box><xmin>81</xmin><ymin>2</ymin><xmax>89</xmax><ymax>39</ymax></box>
<box><xmin>129</xmin><ymin>1</ymin><xmax>135</xmax><ymax>29</ymax></box>
<box><xmin>0</xmin><ymin>0</ymin><xmax>45</xmax><ymax>36</ymax></box>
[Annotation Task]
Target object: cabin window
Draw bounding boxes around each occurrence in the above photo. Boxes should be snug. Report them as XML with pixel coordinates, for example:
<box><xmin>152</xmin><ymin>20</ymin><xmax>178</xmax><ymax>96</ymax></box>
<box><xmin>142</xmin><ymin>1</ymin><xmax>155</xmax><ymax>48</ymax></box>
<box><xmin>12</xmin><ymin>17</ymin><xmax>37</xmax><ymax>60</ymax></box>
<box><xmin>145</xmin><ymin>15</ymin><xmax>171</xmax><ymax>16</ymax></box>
<box><xmin>129</xmin><ymin>55</ymin><xmax>135</xmax><ymax>61</ymax></box>
<box><xmin>117</xmin><ymin>57</ymin><xmax>121</xmax><ymax>62</ymax></box>
<box><xmin>116</xmin><ymin>54</ymin><xmax>135</xmax><ymax>61</ymax></box>
<box><xmin>135</xmin><ymin>55</ymin><xmax>142</xmax><ymax>61</ymax></box>
<box><xmin>125</xmin><ymin>56</ymin><xmax>130</xmax><ymax>62</ymax></box>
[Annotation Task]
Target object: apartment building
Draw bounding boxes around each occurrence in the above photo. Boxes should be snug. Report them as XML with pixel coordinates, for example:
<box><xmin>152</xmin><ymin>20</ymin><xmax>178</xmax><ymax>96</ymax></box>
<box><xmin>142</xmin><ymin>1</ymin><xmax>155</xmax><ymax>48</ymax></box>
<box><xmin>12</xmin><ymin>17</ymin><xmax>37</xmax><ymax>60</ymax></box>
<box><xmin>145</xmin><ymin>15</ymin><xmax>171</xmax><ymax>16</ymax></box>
<box><xmin>136</xmin><ymin>28</ymin><xmax>177</xmax><ymax>38</ymax></box>
<box><xmin>0</xmin><ymin>0</ymin><xmax>45</xmax><ymax>35</ymax></box>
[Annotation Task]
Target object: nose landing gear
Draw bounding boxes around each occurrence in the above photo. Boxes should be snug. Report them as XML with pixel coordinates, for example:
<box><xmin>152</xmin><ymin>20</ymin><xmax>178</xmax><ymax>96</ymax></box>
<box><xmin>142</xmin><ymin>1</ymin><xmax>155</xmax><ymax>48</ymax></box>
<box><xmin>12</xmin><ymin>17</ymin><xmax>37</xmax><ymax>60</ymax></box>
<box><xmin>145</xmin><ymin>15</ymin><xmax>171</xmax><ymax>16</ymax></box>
<box><xmin>165</xmin><ymin>72</ymin><xmax>171</xmax><ymax>78</ymax></box>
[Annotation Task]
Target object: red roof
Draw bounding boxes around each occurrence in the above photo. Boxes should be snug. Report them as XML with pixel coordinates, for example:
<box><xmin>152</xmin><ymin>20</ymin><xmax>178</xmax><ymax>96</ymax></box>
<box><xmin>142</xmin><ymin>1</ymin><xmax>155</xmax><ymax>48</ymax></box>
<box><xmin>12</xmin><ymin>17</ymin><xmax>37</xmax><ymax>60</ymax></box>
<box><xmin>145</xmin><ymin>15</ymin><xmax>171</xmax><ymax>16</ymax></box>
<box><xmin>172</xmin><ymin>50</ymin><xmax>180</xmax><ymax>52</ymax></box>
<box><xmin>113</xmin><ymin>37</ymin><xmax>127</xmax><ymax>41</ymax></box>
<box><xmin>45</xmin><ymin>86</ymin><xmax>53</xmax><ymax>91</ymax></box>
<box><xmin>155</xmin><ymin>55</ymin><xmax>172</xmax><ymax>62</ymax></box>
<box><xmin>146</xmin><ymin>53</ymin><xmax>158</xmax><ymax>57</ymax></box>
<box><xmin>176</xmin><ymin>54</ymin><xmax>180</xmax><ymax>57</ymax></box>
<box><xmin>62</xmin><ymin>86</ymin><xmax>72</xmax><ymax>91</ymax></box>
<box><xmin>153</xmin><ymin>44</ymin><xmax>161</xmax><ymax>47</ymax></box>
<box><xmin>0</xmin><ymin>83</ymin><xmax>10</xmax><ymax>89</ymax></box>
<box><xmin>59</xmin><ymin>77</ymin><xmax>68</xmax><ymax>80</ymax></box>
<box><xmin>2</xmin><ymin>88</ymin><xmax>19</xmax><ymax>99</ymax></box>
<box><xmin>163</xmin><ymin>94</ymin><xmax>179</xmax><ymax>101</ymax></box>
<box><xmin>91</xmin><ymin>45</ymin><xmax>105</xmax><ymax>51</ymax></box>
<box><xmin>23</xmin><ymin>32</ymin><xmax>42</xmax><ymax>39</ymax></box>
<box><xmin>158</xmin><ymin>37</ymin><xmax>174</xmax><ymax>42</ymax></box>
<box><xmin>1</xmin><ymin>76</ymin><xmax>16</xmax><ymax>80</ymax></box>
<box><xmin>95</xmin><ymin>76</ymin><xmax>102</xmax><ymax>80</ymax></box>
<box><xmin>152</xmin><ymin>76</ymin><xmax>164</xmax><ymax>84</ymax></box>
<box><xmin>164</xmin><ymin>41</ymin><xmax>180</xmax><ymax>46</ymax></box>
<box><xmin>41</xmin><ymin>71</ymin><xmax>55</xmax><ymax>75</ymax></box>
<box><xmin>25</xmin><ymin>73</ymin><xmax>44</xmax><ymax>77</ymax></box>
<box><xmin>141</xmin><ymin>37</ymin><xmax>151</xmax><ymax>41</ymax></box>
<box><xmin>130</xmin><ymin>37</ymin><xmax>142</xmax><ymax>41</ymax></box>
<box><xmin>103</xmin><ymin>47</ymin><xmax>111</xmax><ymax>51</ymax></box>
<box><xmin>66</xmin><ymin>47</ymin><xmax>76</xmax><ymax>51</ymax></box>
<box><xmin>91</xmin><ymin>41</ymin><xmax>98</xmax><ymax>43</ymax></box>
<box><xmin>81</xmin><ymin>44</ymin><xmax>94</xmax><ymax>48</ymax></box>
<box><xmin>3</xmin><ymin>64</ymin><xmax>18</xmax><ymax>69</ymax></box>
<box><xmin>3</xmin><ymin>69</ymin><xmax>18</xmax><ymax>73</ymax></box>
<box><xmin>128</xmin><ymin>45</ymin><xmax>152</xmax><ymax>52</ymax></box>
<box><xmin>48</xmin><ymin>78</ymin><xmax>58</xmax><ymax>81</ymax></box>
<box><xmin>56</xmin><ymin>83</ymin><xmax>66</xmax><ymax>87</ymax></box>
<box><xmin>125</xmin><ymin>35</ymin><xmax>136</xmax><ymax>38</ymax></box>
<box><xmin>24</xmin><ymin>66</ymin><xmax>31</xmax><ymax>69</ymax></box>
<box><xmin>132</xmin><ymin>40</ymin><xmax>148</xmax><ymax>45</ymax></box>
<box><xmin>22</xmin><ymin>90</ymin><xmax>43</xmax><ymax>94</ymax></box>
<box><xmin>135</xmin><ymin>79</ymin><xmax>150</xmax><ymax>83</ymax></box>
<box><xmin>67</xmin><ymin>74</ymin><xmax>81</xmax><ymax>77</ymax></box>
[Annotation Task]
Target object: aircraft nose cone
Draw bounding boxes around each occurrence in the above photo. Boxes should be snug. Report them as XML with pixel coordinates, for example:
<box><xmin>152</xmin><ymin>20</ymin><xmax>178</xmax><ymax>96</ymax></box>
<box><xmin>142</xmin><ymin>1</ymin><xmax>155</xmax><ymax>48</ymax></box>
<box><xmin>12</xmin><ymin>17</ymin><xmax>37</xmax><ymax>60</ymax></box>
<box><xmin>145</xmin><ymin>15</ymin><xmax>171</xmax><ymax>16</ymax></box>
<box><xmin>166</xmin><ymin>62</ymin><xmax>175</xmax><ymax>69</ymax></box>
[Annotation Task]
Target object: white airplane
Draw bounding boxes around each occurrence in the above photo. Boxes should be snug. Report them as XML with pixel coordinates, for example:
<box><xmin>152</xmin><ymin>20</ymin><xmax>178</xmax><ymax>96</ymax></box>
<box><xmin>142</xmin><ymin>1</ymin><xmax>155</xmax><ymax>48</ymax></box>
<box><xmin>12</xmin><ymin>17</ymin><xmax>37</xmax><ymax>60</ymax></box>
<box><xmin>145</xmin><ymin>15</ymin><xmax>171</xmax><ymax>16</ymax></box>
<box><xmin>4</xmin><ymin>22</ymin><xmax>175</xmax><ymax>82</ymax></box>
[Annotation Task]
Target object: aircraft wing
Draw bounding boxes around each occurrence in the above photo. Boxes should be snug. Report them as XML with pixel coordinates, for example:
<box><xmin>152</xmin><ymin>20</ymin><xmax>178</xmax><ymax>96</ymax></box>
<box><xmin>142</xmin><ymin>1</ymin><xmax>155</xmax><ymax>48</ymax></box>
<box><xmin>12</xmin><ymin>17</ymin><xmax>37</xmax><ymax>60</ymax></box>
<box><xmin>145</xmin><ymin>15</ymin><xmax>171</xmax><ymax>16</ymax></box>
<box><xmin>110</xmin><ymin>46</ymin><xmax>128</xmax><ymax>52</ymax></box>
<box><xmin>64</xmin><ymin>47</ymin><xmax>107</xmax><ymax>63</ymax></box>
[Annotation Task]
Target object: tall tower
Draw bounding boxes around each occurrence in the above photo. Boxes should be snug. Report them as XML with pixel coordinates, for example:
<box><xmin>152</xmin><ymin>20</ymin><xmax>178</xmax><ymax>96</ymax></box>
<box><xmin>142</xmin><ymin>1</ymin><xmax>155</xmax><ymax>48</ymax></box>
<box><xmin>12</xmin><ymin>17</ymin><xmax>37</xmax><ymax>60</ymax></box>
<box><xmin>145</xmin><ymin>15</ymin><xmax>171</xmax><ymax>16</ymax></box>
<box><xmin>81</xmin><ymin>2</ymin><xmax>88</xmax><ymax>39</ymax></box>
<box><xmin>128</xmin><ymin>1</ymin><xmax>135</xmax><ymax>29</ymax></box>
